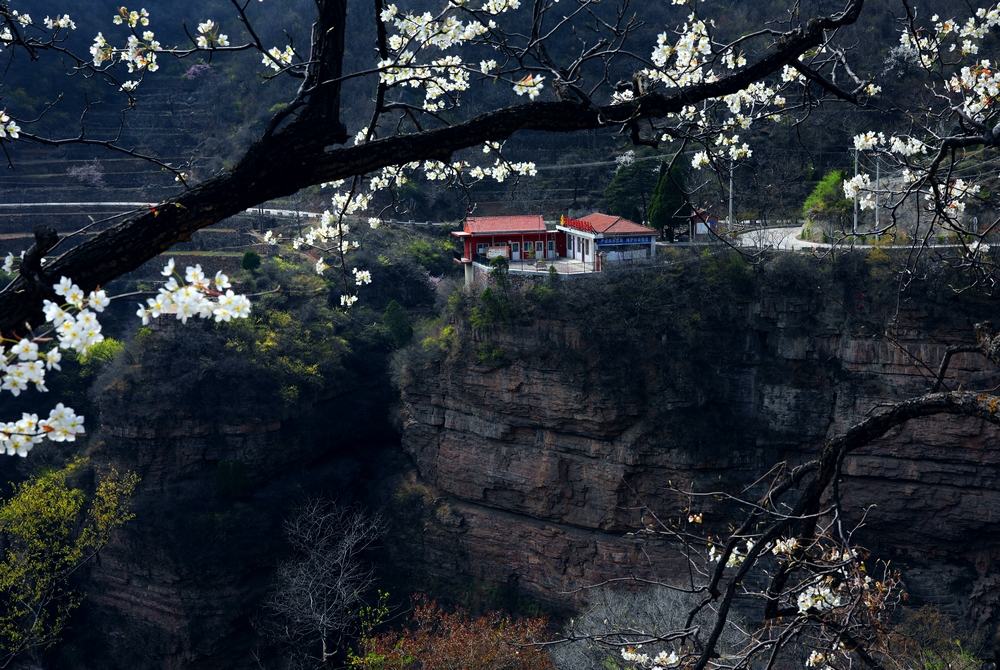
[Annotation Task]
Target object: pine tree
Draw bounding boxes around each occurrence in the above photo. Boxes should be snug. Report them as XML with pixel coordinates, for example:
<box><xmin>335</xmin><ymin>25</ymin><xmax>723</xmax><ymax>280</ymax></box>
<box><xmin>648</xmin><ymin>160</ymin><xmax>687</xmax><ymax>242</ymax></box>
<box><xmin>604</xmin><ymin>160</ymin><xmax>658</xmax><ymax>224</ymax></box>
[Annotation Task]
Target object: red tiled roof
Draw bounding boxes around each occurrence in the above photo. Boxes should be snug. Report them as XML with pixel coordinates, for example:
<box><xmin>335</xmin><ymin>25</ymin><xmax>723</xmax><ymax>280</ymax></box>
<box><xmin>580</xmin><ymin>213</ymin><xmax>653</xmax><ymax>236</ymax></box>
<box><xmin>464</xmin><ymin>215</ymin><xmax>546</xmax><ymax>234</ymax></box>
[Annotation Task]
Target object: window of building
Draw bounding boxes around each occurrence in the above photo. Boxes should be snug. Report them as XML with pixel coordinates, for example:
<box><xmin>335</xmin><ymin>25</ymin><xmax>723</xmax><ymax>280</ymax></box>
<box><xmin>476</xmin><ymin>243</ymin><xmax>488</xmax><ymax>255</ymax></box>
<box><xmin>511</xmin><ymin>242</ymin><xmax>520</xmax><ymax>253</ymax></box>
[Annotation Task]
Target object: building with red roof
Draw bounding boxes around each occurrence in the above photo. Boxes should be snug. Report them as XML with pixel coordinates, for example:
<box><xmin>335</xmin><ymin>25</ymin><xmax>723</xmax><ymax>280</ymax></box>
<box><xmin>452</xmin><ymin>215</ymin><xmax>563</xmax><ymax>265</ymax></box>
<box><xmin>558</xmin><ymin>213</ymin><xmax>656</xmax><ymax>267</ymax></box>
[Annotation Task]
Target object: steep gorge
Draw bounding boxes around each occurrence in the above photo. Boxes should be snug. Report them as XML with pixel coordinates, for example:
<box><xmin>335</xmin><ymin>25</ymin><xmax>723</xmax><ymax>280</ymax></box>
<box><xmin>395</xmin><ymin>253</ymin><xmax>1000</xmax><ymax>625</ymax></box>
<box><xmin>26</xmin><ymin>250</ymin><xmax>1000</xmax><ymax>669</ymax></box>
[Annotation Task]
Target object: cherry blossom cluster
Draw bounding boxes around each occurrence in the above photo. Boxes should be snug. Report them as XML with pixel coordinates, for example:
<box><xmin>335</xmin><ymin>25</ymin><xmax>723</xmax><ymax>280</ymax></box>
<box><xmin>796</xmin><ymin>582</ymin><xmax>843</xmax><ymax>614</ymax></box>
<box><xmin>90</xmin><ymin>7</ymin><xmax>161</xmax><ymax>73</ymax></box>
<box><xmin>467</xmin><ymin>159</ymin><xmax>537</xmax><ymax>180</ymax></box>
<box><xmin>512</xmin><ymin>74</ymin><xmax>545</xmax><ymax>100</ymax></box>
<box><xmin>932</xmin><ymin>179</ymin><xmax>982</xmax><ymax>215</ymax></box>
<box><xmin>262</xmin><ymin>45</ymin><xmax>296</xmax><ymax>72</ymax></box>
<box><xmin>639</xmin><ymin>18</ymin><xmax>798</xmax><ymax>170</ymax></box>
<box><xmin>708</xmin><ymin>538</ymin><xmax>754</xmax><ymax>568</ymax></box>
<box><xmin>704</xmin><ymin>530</ymin><xmax>891</xmax><ymax>624</ymax></box>
<box><xmin>0</xmin><ymin>111</ymin><xmax>21</xmax><ymax>140</ymax></box>
<box><xmin>844</xmin><ymin>130</ymin><xmax>936</xmax><ymax>215</ymax></box>
<box><xmin>135</xmin><ymin>259</ymin><xmax>251</xmax><ymax>324</ymax></box>
<box><xmin>482</xmin><ymin>0</ymin><xmax>521</xmax><ymax>14</ymax></box>
<box><xmin>44</xmin><ymin>15</ymin><xmax>77</xmax><ymax>30</ymax></box>
<box><xmin>381</xmin><ymin>6</ymin><xmax>488</xmax><ymax>51</ymax></box>
<box><xmin>845</xmin><ymin>6</ymin><xmax>1000</xmax><ymax>229</ymax></box>
<box><xmin>376</xmin><ymin>5</ymin><xmax>490</xmax><ymax>111</ymax></box>
<box><xmin>9</xmin><ymin>10</ymin><xmax>31</xmax><ymax>28</ymax></box>
<box><xmin>291</xmin><ymin>209</ymin><xmax>362</xmax><ymax>254</ymax></box>
<box><xmin>196</xmin><ymin>20</ymin><xmax>229</xmax><ymax>49</ymax></box>
<box><xmin>412</xmin><ymin>141</ymin><xmax>536</xmax><ymax>183</ymax></box>
<box><xmin>262</xmin><ymin>193</ymin><xmax>371</xmax><ymax>307</ymax></box>
<box><xmin>621</xmin><ymin>646</ymin><xmax>680</xmax><ymax>670</ymax></box>
<box><xmin>805</xmin><ymin>650</ymin><xmax>827</xmax><ymax>668</ymax></box>
<box><xmin>771</xmin><ymin>537</ymin><xmax>800</xmax><ymax>555</ymax></box>
<box><xmin>0</xmin><ymin>275</ymin><xmax>110</xmax><ymax>457</ymax></box>
<box><xmin>45</xmin><ymin>277</ymin><xmax>110</xmax><ymax>357</ymax></box>
<box><xmin>843</xmin><ymin>173</ymin><xmax>875</xmax><ymax>210</ymax></box>
<box><xmin>373</xmin><ymin>2</ymin><xmax>553</xmax><ymax>110</ymax></box>
<box><xmin>0</xmin><ymin>255</ymin><xmax>258</xmax><ymax>457</ymax></box>
<box><xmin>647</xmin><ymin>15</ymin><xmax>713</xmax><ymax>88</ymax></box>
<box><xmin>113</xmin><ymin>7</ymin><xmax>150</xmax><ymax>28</ymax></box>
<box><xmin>1</xmin><ymin>404</ymin><xmax>85</xmax><ymax>457</ymax></box>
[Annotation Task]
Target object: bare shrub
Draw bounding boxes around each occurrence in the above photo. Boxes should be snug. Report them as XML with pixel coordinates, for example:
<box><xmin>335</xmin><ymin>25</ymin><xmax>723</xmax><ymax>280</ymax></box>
<box><xmin>257</xmin><ymin>499</ymin><xmax>385</xmax><ymax>669</ymax></box>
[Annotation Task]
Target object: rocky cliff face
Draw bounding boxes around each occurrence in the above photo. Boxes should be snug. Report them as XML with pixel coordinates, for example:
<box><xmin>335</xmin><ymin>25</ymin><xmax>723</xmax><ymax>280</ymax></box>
<box><xmin>396</xmin><ymin>255</ymin><xmax>1000</xmax><ymax>621</ymax></box>
<box><xmin>79</xmin><ymin>410</ymin><xmax>396</xmax><ymax>670</ymax></box>
<box><xmin>35</xmin><ymin>252</ymin><xmax>1000</xmax><ymax>669</ymax></box>
<box><xmin>55</xmin><ymin>291</ymin><xmax>400</xmax><ymax>670</ymax></box>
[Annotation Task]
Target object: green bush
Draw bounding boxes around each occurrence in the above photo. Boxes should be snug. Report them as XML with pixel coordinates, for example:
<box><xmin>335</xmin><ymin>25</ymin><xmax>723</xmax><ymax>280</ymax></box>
<box><xmin>407</xmin><ymin>237</ymin><xmax>459</xmax><ymax>276</ymax></box>
<box><xmin>383</xmin><ymin>300</ymin><xmax>414</xmax><ymax>347</ymax></box>
<box><xmin>94</xmin><ymin>258</ymin><xmax>353</xmax><ymax>426</ymax></box>
<box><xmin>241</xmin><ymin>249</ymin><xmax>262</xmax><ymax>273</ymax></box>
<box><xmin>77</xmin><ymin>337</ymin><xmax>123</xmax><ymax>371</ymax></box>
<box><xmin>475</xmin><ymin>342</ymin><xmax>506</xmax><ymax>366</ymax></box>
<box><xmin>547</xmin><ymin>265</ymin><xmax>559</xmax><ymax>287</ymax></box>
<box><xmin>803</xmin><ymin>170</ymin><xmax>852</xmax><ymax>224</ymax></box>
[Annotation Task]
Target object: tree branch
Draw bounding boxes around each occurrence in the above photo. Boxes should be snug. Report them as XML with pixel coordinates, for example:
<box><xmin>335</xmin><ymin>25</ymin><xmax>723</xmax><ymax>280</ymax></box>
<box><xmin>0</xmin><ymin>0</ymin><xmax>866</xmax><ymax>333</ymax></box>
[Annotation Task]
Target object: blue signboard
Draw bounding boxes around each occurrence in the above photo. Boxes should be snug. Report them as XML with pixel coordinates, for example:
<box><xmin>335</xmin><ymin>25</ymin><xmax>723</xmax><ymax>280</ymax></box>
<box><xmin>596</xmin><ymin>236</ymin><xmax>652</xmax><ymax>246</ymax></box>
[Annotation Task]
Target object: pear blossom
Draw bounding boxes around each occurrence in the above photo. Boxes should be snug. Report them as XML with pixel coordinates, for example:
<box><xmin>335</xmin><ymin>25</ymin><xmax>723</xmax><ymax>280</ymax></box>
<box><xmin>88</xmin><ymin>289</ymin><xmax>111</xmax><ymax>312</ymax></box>
<box><xmin>0</xmin><ymin>110</ymin><xmax>20</xmax><ymax>140</ymax></box>
<box><xmin>772</xmin><ymin>537</ymin><xmax>800</xmax><ymax>555</ymax></box>
<box><xmin>196</xmin><ymin>19</ymin><xmax>229</xmax><ymax>48</ymax></box>
<box><xmin>513</xmin><ymin>73</ymin><xmax>545</xmax><ymax>99</ymax></box>
<box><xmin>10</xmin><ymin>339</ymin><xmax>38</xmax><ymax>361</ymax></box>
<box><xmin>352</xmin><ymin>268</ymin><xmax>373</xmax><ymax>285</ymax></box>
<box><xmin>806</xmin><ymin>651</ymin><xmax>826</xmax><ymax>667</ymax></box>
<box><xmin>44</xmin><ymin>15</ymin><xmax>77</xmax><ymax>30</ymax></box>
<box><xmin>263</xmin><ymin>45</ymin><xmax>296</xmax><ymax>71</ymax></box>
<box><xmin>797</xmin><ymin>583</ymin><xmax>843</xmax><ymax>614</ymax></box>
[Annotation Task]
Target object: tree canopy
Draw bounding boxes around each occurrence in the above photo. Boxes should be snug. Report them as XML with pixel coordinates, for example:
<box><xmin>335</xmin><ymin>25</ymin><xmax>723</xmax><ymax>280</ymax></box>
<box><xmin>604</xmin><ymin>157</ymin><xmax>659</xmax><ymax>225</ymax></box>
<box><xmin>803</xmin><ymin>170</ymin><xmax>853</xmax><ymax>224</ymax></box>
<box><xmin>648</xmin><ymin>159</ymin><xmax>687</xmax><ymax>241</ymax></box>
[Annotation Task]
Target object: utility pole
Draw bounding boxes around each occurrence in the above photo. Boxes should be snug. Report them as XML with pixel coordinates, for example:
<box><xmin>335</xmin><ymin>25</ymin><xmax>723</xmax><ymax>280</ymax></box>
<box><xmin>852</xmin><ymin>148</ymin><xmax>858</xmax><ymax>237</ymax></box>
<box><xmin>728</xmin><ymin>162</ymin><xmax>734</xmax><ymax>231</ymax></box>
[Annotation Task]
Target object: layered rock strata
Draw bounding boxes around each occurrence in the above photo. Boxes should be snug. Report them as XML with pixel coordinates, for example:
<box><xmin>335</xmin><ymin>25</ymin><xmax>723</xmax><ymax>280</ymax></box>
<box><xmin>398</xmin><ymin>268</ymin><xmax>1000</xmax><ymax>619</ymax></box>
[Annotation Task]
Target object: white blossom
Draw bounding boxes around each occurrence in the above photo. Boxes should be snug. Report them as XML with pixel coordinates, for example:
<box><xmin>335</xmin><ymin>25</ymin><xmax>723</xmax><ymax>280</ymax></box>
<box><xmin>797</xmin><ymin>583</ymin><xmax>842</xmax><ymax>614</ymax></box>
<box><xmin>513</xmin><ymin>73</ymin><xmax>545</xmax><ymax>99</ymax></box>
